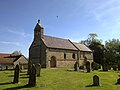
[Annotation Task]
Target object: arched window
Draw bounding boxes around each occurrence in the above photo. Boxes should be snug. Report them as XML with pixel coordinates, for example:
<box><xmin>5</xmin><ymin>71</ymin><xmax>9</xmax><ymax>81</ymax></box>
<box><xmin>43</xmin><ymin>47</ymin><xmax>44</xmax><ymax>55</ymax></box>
<box><xmin>72</xmin><ymin>53</ymin><xmax>75</xmax><ymax>59</ymax></box>
<box><xmin>64</xmin><ymin>53</ymin><xmax>66</xmax><ymax>59</ymax></box>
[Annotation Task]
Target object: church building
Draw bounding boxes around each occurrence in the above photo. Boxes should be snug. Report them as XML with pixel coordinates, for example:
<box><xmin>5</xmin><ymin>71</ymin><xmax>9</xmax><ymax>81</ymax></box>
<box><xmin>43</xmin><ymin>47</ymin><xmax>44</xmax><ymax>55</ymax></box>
<box><xmin>29</xmin><ymin>20</ymin><xmax>93</xmax><ymax>68</ymax></box>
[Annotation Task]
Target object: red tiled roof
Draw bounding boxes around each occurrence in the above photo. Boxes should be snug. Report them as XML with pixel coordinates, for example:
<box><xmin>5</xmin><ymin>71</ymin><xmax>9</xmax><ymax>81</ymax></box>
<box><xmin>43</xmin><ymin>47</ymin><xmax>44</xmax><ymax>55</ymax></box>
<box><xmin>0</xmin><ymin>54</ymin><xmax>21</xmax><ymax>64</ymax></box>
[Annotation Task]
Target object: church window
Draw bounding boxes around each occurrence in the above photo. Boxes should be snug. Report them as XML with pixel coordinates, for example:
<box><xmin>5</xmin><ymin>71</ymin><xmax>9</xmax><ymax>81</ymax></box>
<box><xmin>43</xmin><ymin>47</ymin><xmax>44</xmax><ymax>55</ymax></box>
<box><xmin>72</xmin><ymin>53</ymin><xmax>75</xmax><ymax>59</ymax></box>
<box><xmin>64</xmin><ymin>53</ymin><xmax>66</xmax><ymax>59</ymax></box>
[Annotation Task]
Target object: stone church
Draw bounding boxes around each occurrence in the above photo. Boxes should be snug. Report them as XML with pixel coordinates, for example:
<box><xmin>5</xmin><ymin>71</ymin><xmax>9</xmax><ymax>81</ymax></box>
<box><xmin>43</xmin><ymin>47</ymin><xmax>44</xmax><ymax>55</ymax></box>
<box><xmin>29</xmin><ymin>20</ymin><xmax>93</xmax><ymax>68</ymax></box>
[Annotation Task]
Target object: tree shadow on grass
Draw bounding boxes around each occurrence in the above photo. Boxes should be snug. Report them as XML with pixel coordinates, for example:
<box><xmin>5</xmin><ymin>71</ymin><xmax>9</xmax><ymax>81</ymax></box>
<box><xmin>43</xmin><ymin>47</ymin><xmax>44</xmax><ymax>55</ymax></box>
<box><xmin>20</xmin><ymin>76</ymin><xmax>29</xmax><ymax>78</ymax></box>
<box><xmin>8</xmin><ymin>75</ymin><xmax>14</xmax><ymax>77</ymax></box>
<box><xmin>66</xmin><ymin>69</ymin><xmax>74</xmax><ymax>72</ymax></box>
<box><xmin>0</xmin><ymin>82</ymin><xmax>13</xmax><ymax>85</ymax></box>
<box><xmin>86</xmin><ymin>84</ymin><xmax>100</xmax><ymax>87</ymax></box>
<box><xmin>3</xmin><ymin>84</ymin><xmax>34</xmax><ymax>90</ymax></box>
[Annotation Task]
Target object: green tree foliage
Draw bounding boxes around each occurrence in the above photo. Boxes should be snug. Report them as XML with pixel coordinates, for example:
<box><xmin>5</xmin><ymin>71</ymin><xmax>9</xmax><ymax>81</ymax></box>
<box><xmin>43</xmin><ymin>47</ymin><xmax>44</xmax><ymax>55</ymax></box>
<box><xmin>81</xmin><ymin>33</ymin><xmax>99</xmax><ymax>46</ymax></box>
<box><xmin>89</xmin><ymin>40</ymin><xmax>104</xmax><ymax>64</ymax></box>
<box><xmin>80</xmin><ymin>33</ymin><xmax>104</xmax><ymax>65</ymax></box>
<box><xmin>105</xmin><ymin>39</ymin><xmax>120</xmax><ymax>66</ymax></box>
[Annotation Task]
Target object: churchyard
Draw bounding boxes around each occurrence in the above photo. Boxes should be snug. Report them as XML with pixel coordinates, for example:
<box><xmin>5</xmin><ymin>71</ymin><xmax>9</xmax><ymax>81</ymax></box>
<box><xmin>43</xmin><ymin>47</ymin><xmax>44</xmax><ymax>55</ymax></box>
<box><xmin>0</xmin><ymin>67</ymin><xmax>120</xmax><ymax>90</ymax></box>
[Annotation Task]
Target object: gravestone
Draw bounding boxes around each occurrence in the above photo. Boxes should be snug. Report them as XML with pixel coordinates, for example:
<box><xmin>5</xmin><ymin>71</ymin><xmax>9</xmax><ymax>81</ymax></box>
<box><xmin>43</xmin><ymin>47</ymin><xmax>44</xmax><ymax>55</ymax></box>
<box><xmin>6</xmin><ymin>65</ymin><xmax>8</xmax><ymax>70</ymax></box>
<box><xmin>74</xmin><ymin>61</ymin><xmax>79</xmax><ymax>71</ymax></box>
<box><xmin>86</xmin><ymin>61</ymin><xmax>90</xmax><ymax>72</ymax></box>
<box><xmin>35</xmin><ymin>63</ymin><xmax>41</xmax><ymax>76</ymax></box>
<box><xmin>118</xmin><ymin>63</ymin><xmax>120</xmax><ymax>71</ymax></box>
<box><xmin>27</xmin><ymin>60</ymin><xmax>32</xmax><ymax>75</ymax></box>
<box><xmin>93</xmin><ymin>75</ymin><xmax>100</xmax><ymax>86</ymax></box>
<box><xmin>116</xmin><ymin>75</ymin><xmax>120</xmax><ymax>84</ymax></box>
<box><xmin>91</xmin><ymin>62</ymin><xmax>98</xmax><ymax>70</ymax></box>
<box><xmin>102</xmin><ymin>64</ymin><xmax>108</xmax><ymax>71</ymax></box>
<box><xmin>108</xmin><ymin>65</ymin><xmax>111</xmax><ymax>70</ymax></box>
<box><xmin>13</xmin><ymin>64</ymin><xmax>20</xmax><ymax>83</ymax></box>
<box><xmin>28</xmin><ymin>64</ymin><xmax>36</xmax><ymax>87</ymax></box>
<box><xmin>113</xmin><ymin>66</ymin><xmax>117</xmax><ymax>71</ymax></box>
<box><xmin>79</xmin><ymin>66</ymin><xmax>84</xmax><ymax>69</ymax></box>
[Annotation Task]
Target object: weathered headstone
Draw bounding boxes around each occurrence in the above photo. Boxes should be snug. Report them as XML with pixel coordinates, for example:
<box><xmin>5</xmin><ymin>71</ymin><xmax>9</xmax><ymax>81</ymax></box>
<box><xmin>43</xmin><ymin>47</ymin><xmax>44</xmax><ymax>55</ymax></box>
<box><xmin>35</xmin><ymin>63</ymin><xmax>41</xmax><ymax>77</ymax></box>
<box><xmin>113</xmin><ymin>66</ymin><xmax>117</xmax><ymax>71</ymax></box>
<box><xmin>93</xmin><ymin>75</ymin><xmax>100</xmax><ymax>86</ymax></box>
<box><xmin>108</xmin><ymin>65</ymin><xmax>111</xmax><ymax>70</ymax></box>
<box><xmin>118</xmin><ymin>63</ymin><xmax>120</xmax><ymax>71</ymax></box>
<box><xmin>28</xmin><ymin>64</ymin><xmax>36</xmax><ymax>87</ymax></box>
<box><xmin>86</xmin><ymin>61</ymin><xmax>90</xmax><ymax>72</ymax></box>
<box><xmin>74</xmin><ymin>61</ymin><xmax>79</xmax><ymax>71</ymax></box>
<box><xmin>116</xmin><ymin>75</ymin><xmax>120</xmax><ymax>84</ymax></box>
<box><xmin>79</xmin><ymin>66</ymin><xmax>84</xmax><ymax>69</ymax></box>
<box><xmin>6</xmin><ymin>65</ymin><xmax>8</xmax><ymax>70</ymax></box>
<box><xmin>102</xmin><ymin>64</ymin><xmax>108</xmax><ymax>71</ymax></box>
<box><xmin>13</xmin><ymin>64</ymin><xmax>20</xmax><ymax>83</ymax></box>
<box><xmin>116</xmin><ymin>78</ymin><xmax>120</xmax><ymax>84</ymax></box>
<box><xmin>91</xmin><ymin>62</ymin><xmax>98</xmax><ymax>70</ymax></box>
<box><xmin>27</xmin><ymin>60</ymin><xmax>32</xmax><ymax>75</ymax></box>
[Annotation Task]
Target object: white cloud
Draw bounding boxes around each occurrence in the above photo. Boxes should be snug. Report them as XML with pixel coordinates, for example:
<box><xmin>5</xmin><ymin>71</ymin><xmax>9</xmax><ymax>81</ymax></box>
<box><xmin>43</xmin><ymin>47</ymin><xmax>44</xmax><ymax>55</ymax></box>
<box><xmin>0</xmin><ymin>41</ymin><xmax>23</xmax><ymax>46</ymax></box>
<box><xmin>7</xmin><ymin>28</ymin><xmax>31</xmax><ymax>37</ymax></box>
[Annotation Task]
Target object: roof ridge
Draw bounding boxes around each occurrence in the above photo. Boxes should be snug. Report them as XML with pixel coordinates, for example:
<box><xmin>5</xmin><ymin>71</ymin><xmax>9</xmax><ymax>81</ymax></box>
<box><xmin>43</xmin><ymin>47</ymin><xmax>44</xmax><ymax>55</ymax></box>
<box><xmin>44</xmin><ymin>35</ymin><xmax>69</xmax><ymax>41</ymax></box>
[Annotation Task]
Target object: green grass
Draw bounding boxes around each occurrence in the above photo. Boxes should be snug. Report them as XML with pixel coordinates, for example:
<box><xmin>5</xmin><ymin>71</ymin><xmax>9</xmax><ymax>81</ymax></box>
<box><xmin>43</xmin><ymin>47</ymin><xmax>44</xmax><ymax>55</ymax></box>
<box><xmin>0</xmin><ymin>68</ymin><xmax>120</xmax><ymax>90</ymax></box>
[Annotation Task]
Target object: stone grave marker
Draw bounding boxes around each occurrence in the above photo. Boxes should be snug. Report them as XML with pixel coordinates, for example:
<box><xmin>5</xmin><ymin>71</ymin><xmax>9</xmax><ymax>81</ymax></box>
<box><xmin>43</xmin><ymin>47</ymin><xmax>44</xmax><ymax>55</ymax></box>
<box><xmin>91</xmin><ymin>62</ymin><xmax>98</xmax><ymax>70</ymax></box>
<box><xmin>118</xmin><ymin>63</ymin><xmax>120</xmax><ymax>71</ymax></box>
<box><xmin>27</xmin><ymin>60</ymin><xmax>32</xmax><ymax>75</ymax></box>
<box><xmin>35</xmin><ymin>63</ymin><xmax>41</xmax><ymax>76</ymax></box>
<box><xmin>13</xmin><ymin>64</ymin><xmax>20</xmax><ymax>83</ymax></box>
<box><xmin>79</xmin><ymin>66</ymin><xmax>84</xmax><ymax>70</ymax></box>
<box><xmin>74</xmin><ymin>61</ymin><xmax>79</xmax><ymax>71</ymax></box>
<box><xmin>116</xmin><ymin>75</ymin><xmax>120</xmax><ymax>84</ymax></box>
<box><xmin>28</xmin><ymin>64</ymin><xmax>36</xmax><ymax>87</ymax></box>
<box><xmin>86</xmin><ymin>61</ymin><xmax>90</xmax><ymax>72</ymax></box>
<box><xmin>102</xmin><ymin>64</ymin><xmax>108</xmax><ymax>71</ymax></box>
<box><xmin>93</xmin><ymin>75</ymin><xmax>100</xmax><ymax>86</ymax></box>
<box><xmin>113</xmin><ymin>66</ymin><xmax>117</xmax><ymax>71</ymax></box>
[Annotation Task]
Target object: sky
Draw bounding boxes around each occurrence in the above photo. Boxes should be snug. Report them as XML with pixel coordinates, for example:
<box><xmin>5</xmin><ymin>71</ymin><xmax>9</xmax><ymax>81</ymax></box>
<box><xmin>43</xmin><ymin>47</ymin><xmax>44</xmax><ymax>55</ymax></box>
<box><xmin>0</xmin><ymin>0</ymin><xmax>120</xmax><ymax>57</ymax></box>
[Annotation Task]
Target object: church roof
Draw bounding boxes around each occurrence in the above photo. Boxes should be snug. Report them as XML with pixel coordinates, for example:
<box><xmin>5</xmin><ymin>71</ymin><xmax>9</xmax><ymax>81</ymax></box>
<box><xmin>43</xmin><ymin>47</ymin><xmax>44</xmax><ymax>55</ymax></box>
<box><xmin>43</xmin><ymin>35</ymin><xmax>78</xmax><ymax>50</ymax></box>
<box><xmin>72</xmin><ymin>42</ymin><xmax>92</xmax><ymax>52</ymax></box>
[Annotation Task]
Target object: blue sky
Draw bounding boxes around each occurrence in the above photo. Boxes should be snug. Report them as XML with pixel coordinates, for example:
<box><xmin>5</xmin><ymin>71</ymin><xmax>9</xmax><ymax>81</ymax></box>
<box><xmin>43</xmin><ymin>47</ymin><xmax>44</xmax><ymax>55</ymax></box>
<box><xmin>0</xmin><ymin>0</ymin><xmax>120</xmax><ymax>57</ymax></box>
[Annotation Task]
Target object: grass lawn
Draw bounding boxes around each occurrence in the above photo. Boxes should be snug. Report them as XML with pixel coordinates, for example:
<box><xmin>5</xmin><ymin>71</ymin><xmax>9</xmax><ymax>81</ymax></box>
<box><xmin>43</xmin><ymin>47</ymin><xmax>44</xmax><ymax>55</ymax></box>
<box><xmin>0</xmin><ymin>68</ymin><xmax>120</xmax><ymax>90</ymax></box>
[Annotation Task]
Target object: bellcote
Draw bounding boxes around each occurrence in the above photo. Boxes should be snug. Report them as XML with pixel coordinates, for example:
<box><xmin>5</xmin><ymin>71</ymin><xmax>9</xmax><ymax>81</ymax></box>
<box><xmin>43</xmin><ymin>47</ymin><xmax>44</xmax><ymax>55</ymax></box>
<box><xmin>34</xmin><ymin>19</ymin><xmax>44</xmax><ymax>39</ymax></box>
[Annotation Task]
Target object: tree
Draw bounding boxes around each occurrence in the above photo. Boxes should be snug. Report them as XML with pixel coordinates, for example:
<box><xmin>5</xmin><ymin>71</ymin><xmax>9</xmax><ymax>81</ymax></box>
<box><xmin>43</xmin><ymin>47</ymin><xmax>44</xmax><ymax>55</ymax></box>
<box><xmin>89</xmin><ymin>40</ymin><xmax>104</xmax><ymax>64</ymax></box>
<box><xmin>105</xmin><ymin>39</ymin><xmax>120</xmax><ymax>66</ymax></box>
<box><xmin>12</xmin><ymin>51</ymin><xmax>22</xmax><ymax>55</ymax></box>
<box><xmin>80</xmin><ymin>33</ymin><xmax>98</xmax><ymax>46</ymax></box>
<box><xmin>80</xmin><ymin>33</ymin><xmax>104</xmax><ymax>65</ymax></box>
<box><xmin>88</xmin><ymin>33</ymin><xmax>98</xmax><ymax>41</ymax></box>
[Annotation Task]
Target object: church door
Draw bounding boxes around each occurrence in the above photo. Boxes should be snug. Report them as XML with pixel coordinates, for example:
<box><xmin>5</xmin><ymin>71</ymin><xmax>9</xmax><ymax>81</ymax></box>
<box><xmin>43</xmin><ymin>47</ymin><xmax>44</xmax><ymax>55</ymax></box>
<box><xmin>50</xmin><ymin>56</ymin><xmax>56</xmax><ymax>68</ymax></box>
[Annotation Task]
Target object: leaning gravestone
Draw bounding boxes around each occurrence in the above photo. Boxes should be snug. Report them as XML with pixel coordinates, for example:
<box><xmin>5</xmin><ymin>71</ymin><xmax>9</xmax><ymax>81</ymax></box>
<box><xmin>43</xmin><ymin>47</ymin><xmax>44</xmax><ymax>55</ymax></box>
<box><xmin>28</xmin><ymin>64</ymin><xmax>36</xmax><ymax>87</ymax></box>
<box><xmin>13</xmin><ymin>64</ymin><xmax>20</xmax><ymax>83</ymax></box>
<box><xmin>27</xmin><ymin>60</ymin><xmax>32</xmax><ymax>75</ymax></box>
<box><xmin>93</xmin><ymin>75</ymin><xmax>100</xmax><ymax>86</ymax></box>
<box><xmin>102</xmin><ymin>64</ymin><xmax>108</xmax><ymax>71</ymax></box>
<box><xmin>86</xmin><ymin>61</ymin><xmax>90</xmax><ymax>72</ymax></box>
<box><xmin>74</xmin><ymin>61</ymin><xmax>79</xmax><ymax>71</ymax></box>
<box><xmin>35</xmin><ymin>63</ymin><xmax>41</xmax><ymax>76</ymax></box>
